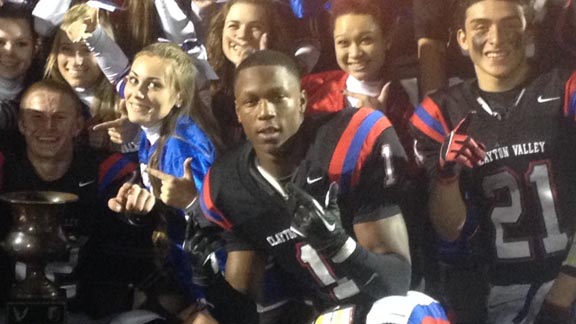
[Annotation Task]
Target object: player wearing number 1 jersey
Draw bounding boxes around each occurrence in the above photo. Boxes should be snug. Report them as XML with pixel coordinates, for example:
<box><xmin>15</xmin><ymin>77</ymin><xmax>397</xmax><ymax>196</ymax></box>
<box><xmin>200</xmin><ymin>50</ymin><xmax>414</xmax><ymax>323</ymax></box>
<box><xmin>410</xmin><ymin>1</ymin><xmax>576</xmax><ymax>323</ymax></box>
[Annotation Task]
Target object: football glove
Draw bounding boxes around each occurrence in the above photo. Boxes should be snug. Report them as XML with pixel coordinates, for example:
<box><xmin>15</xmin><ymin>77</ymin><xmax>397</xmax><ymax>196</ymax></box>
<box><xmin>184</xmin><ymin>225</ymin><xmax>223</xmax><ymax>287</ymax></box>
<box><xmin>439</xmin><ymin>111</ymin><xmax>486</xmax><ymax>180</ymax></box>
<box><xmin>287</xmin><ymin>182</ymin><xmax>348</xmax><ymax>258</ymax></box>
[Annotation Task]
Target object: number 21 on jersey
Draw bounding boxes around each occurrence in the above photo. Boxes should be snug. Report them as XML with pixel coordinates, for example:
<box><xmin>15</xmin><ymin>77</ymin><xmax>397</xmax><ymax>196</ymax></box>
<box><xmin>483</xmin><ymin>161</ymin><xmax>568</xmax><ymax>260</ymax></box>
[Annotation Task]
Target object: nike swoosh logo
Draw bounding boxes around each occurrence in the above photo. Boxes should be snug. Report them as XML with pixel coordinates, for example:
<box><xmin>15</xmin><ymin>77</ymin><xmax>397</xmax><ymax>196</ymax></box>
<box><xmin>78</xmin><ymin>180</ymin><xmax>96</xmax><ymax>187</ymax></box>
<box><xmin>537</xmin><ymin>95</ymin><xmax>560</xmax><ymax>103</ymax></box>
<box><xmin>313</xmin><ymin>203</ymin><xmax>336</xmax><ymax>232</ymax></box>
<box><xmin>306</xmin><ymin>176</ymin><xmax>323</xmax><ymax>184</ymax></box>
<box><xmin>322</xmin><ymin>219</ymin><xmax>336</xmax><ymax>232</ymax></box>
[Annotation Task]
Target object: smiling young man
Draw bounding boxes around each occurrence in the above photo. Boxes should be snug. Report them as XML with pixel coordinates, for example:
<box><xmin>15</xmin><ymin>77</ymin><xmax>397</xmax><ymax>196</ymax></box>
<box><xmin>410</xmin><ymin>0</ymin><xmax>576</xmax><ymax>323</ymax></box>
<box><xmin>199</xmin><ymin>50</ymin><xmax>415</xmax><ymax>323</ymax></box>
<box><xmin>0</xmin><ymin>79</ymin><xmax>157</xmax><ymax>320</ymax></box>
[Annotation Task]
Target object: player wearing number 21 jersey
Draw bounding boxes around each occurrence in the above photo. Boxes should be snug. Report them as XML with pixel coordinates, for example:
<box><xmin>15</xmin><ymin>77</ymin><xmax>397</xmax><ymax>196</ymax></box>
<box><xmin>410</xmin><ymin>0</ymin><xmax>576</xmax><ymax>322</ymax></box>
<box><xmin>411</xmin><ymin>67</ymin><xmax>576</xmax><ymax>320</ymax></box>
<box><xmin>200</xmin><ymin>50</ymin><xmax>413</xmax><ymax>321</ymax></box>
<box><xmin>412</xmin><ymin>66</ymin><xmax>576</xmax><ymax>284</ymax></box>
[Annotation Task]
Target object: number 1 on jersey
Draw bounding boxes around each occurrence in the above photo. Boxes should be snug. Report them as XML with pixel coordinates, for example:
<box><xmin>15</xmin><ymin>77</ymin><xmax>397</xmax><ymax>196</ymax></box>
<box><xmin>297</xmin><ymin>243</ymin><xmax>359</xmax><ymax>300</ymax></box>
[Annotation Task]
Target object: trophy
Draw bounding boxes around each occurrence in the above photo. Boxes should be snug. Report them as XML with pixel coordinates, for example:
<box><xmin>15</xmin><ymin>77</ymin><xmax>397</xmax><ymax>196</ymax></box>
<box><xmin>1</xmin><ymin>191</ymin><xmax>78</xmax><ymax>324</ymax></box>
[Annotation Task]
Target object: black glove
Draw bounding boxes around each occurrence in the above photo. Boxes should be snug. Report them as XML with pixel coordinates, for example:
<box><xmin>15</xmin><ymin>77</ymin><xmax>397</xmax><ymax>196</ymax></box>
<box><xmin>438</xmin><ymin>111</ymin><xmax>485</xmax><ymax>180</ymax></box>
<box><xmin>287</xmin><ymin>182</ymin><xmax>348</xmax><ymax>258</ymax></box>
<box><xmin>183</xmin><ymin>225</ymin><xmax>223</xmax><ymax>287</ymax></box>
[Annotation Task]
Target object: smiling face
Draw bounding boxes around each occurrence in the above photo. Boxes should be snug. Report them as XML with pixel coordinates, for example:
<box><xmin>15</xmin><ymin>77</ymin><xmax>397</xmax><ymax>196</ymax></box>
<box><xmin>333</xmin><ymin>13</ymin><xmax>387</xmax><ymax>82</ymax></box>
<box><xmin>124</xmin><ymin>54</ymin><xmax>180</xmax><ymax>128</ymax></box>
<box><xmin>19</xmin><ymin>88</ymin><xmax>83</xmax><ymax>161</ymax></box>
<box><xmin>457</xmin><ymin>0</ymin><xmax>529</xmax><ymax>90</ymax></box>
<box><xmin>235</xmin><ymin>65</ymin><xmax>306</xmax><ymax>158</ymax></box>
<box><xmin>222</xmin><ymin>2</ymin><xmax>269</xmax><ymax>66</ymax></box>
<box><xmin>0</xmin><ymin>17</ymin><xmax>36</xmax><ymax>80</ymax></box>
<box><xmin>56</xmin><ymin>33</ymin><xmax>102</xmax><ymax>89</ymax></box>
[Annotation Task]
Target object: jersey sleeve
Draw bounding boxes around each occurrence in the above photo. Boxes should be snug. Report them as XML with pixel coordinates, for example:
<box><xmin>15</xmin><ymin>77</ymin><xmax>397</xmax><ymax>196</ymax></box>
<box><xmin>200</xmin><ymin>169</ymin><xmax>233</xmax><ymax>231</ymax></box>
<box><xmin>166</xmin><ymin>140</ymin><xmax>214</xmax><ymax>194</ymax></box>
<box><xmin>199</xmin><ymin>169</ymin><xmax>256</xmax><ymax>252</ymax></box>
<box><xmin>165</xmin><ymin>119</ymin><xmax>216</xmax><ymax>193</ymax></box>
<box><xmin>409</xmin><ymin>96</ymin><xmax>451</xmax><ymax>179</ymax></box>
<box><xmin>84</xmin><ymin>25</ymin><xmax>130</xmax><ymax>86</ymax></box>
<box><xmin>98</xmin><ymin>152</ymin><xmax>138</xmax><ymax>199</ymax></box>
<box><xmin>339</xmin><ymin>110</ymin><xmax>408</xmax><ymax>223</ymax></box>
<box><xmin>563</xmin><ymin>70</ymin><xmax>576</xmax><ymax>121</ymax></box>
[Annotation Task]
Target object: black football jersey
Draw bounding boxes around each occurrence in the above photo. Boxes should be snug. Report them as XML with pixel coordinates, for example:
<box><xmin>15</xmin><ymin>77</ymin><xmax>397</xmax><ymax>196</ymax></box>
<box><xmin>411</xmin><ymin>67</ymin><xmax>576</xmax><ymax>285</ymax></box>
<box><xmin>201</xmin><ymin>108</ymin><xmax>407</xmax><ymax>306</ymax></box>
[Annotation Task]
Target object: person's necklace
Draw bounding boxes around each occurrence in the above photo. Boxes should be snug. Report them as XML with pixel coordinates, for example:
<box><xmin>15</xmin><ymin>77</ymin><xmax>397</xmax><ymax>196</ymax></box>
<box><xmin>476</xmin><ymin>88</ymin><xmax>526</xmax><ymax>120</ymax></box>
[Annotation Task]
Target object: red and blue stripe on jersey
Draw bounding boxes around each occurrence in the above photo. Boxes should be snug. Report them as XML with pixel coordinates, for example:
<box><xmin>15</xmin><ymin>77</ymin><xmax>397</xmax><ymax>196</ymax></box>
<box><xmin>328</xmin><ymin>108</ymin><xmax>392</xmax><ymax>193</ymax></box>
<box><xmin>201</xmin><ymin>108</ymin><xmax>394</xmax><ymax>228</ymax></box>
<box><xmin>410</xmin><ymin>97</ymin><xmax>450</xmax><ymax>143</ymax></box>
<box><xmin>98</xmin><ymin>153</ymin><xmax>137</xmax><ymax>196</ymax></box>
<box><xmin>200</xmin><ymin>169</ymin><xmax>233</xmax><ymax>230</ymax></box>
<box><xmin>563</xmin><ymin>70</ymin><xmax>576</xmax><ymax>120</ymax></box>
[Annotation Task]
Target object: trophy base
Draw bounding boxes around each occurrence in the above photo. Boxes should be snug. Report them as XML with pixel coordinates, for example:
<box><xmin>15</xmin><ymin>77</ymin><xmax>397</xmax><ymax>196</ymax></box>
<box><xmin>6</xmin><ymin>299</ymin><xmax>67</xmax><ymax>324</ymax></box>
<box><xmin>10</xmin><ymin>276</ymin><xmax>63</xmax><ymax>300</ymax></box>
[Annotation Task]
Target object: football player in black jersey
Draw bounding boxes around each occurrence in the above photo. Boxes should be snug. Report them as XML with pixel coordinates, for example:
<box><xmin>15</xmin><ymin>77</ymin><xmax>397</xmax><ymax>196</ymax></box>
<box><xmin>199</xmin><ymin>50</ymin><xmax>414</xmax><ymax>323</ymax></box>
<box><xmin>411</xmin><ymin>0</ymin><xmax>576</xmax><ymax>323</ymax></box>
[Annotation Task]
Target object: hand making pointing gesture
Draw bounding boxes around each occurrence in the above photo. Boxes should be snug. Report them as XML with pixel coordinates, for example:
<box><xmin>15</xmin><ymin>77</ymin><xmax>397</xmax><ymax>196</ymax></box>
<box><xmin>147</xmin><ymin>157</ymin><xmax>197</xmax><ymax>210</ymax></box>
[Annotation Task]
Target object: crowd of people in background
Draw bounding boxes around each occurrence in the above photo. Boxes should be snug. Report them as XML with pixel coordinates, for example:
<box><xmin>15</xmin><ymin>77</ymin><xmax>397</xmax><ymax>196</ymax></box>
<box><xmin>0</xmin><ymin>0</ymin><xmax>576</xmax><ymax>323</ymax></box>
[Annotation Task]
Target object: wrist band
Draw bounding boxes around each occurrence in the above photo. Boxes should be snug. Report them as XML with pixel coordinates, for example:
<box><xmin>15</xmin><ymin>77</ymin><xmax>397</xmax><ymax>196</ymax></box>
<box><xmin>331</xmin><ymin>237</ymin><xmax>357</xmax><ymax>263</ymax></box>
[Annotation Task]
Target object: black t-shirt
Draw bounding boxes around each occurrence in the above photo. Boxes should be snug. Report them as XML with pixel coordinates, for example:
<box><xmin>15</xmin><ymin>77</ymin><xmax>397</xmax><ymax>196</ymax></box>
<box><xmin>0</xmin><ymin>147</ymin><xmax>155</xmax><ymax>317</ymax></box>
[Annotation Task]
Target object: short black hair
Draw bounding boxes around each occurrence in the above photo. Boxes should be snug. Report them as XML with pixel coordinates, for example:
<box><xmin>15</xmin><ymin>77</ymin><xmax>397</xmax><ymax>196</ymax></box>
<box><xmin>457</xmin><ymin>0</ymin><xmax>532</xmax><ymax>29</ymax></box>
<box><xmin>20</xmin><ymin>80</ymin><xmax>83</xmax><ymax>116</ymax></box>
<box><xmin>0</xmin><ymin>3</ymin><xmax>36</xmax><ymax>39</ymax></box>
<box><xmin>234</xmin><ymin>50</ymin><xmax>301</xmax><ymax>86</ymax></box>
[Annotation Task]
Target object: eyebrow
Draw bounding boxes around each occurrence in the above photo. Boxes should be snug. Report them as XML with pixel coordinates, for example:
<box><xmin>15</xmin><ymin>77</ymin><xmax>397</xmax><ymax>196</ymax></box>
<box><xmin>469</xmin><ymin>16</ymin><xmax>522</xmax><ymax>24</ymax></box>
<box><xmin>335</xmin><ymin>30</ymin><xmax>377</xmax><ymax>37</ymax></box>
<box><xmin>241</xmin><ymin>86</ymin><xmax>288</xmax><ymax>95</ymax></box>
<box><xmin>129</xmin><ymin>71</ymin><xmax>163</xmax><ymax>82</ymax></box>
<box><xmin>226</xmin><ymin>19</ymin><xmax>263</xmax><ymax>24</ymax></box>
<box><xmin>21</xmin><ymin>108</ymin><xmax>45</xmax><ymax>114</ymax></box>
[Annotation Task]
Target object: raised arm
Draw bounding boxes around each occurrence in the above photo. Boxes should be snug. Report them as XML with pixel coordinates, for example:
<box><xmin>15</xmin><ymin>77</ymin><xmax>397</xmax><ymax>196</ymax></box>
<box><xmin>288</xmin><ymin>182</ymin><xmax>411</xmax><ymax>298</ymax></box>
<box><xmin>411</xmin><ymin>101</ymin><xmax>485</xmax><ymax>241</ymax></box>
<box><xmin>154</xmin><ymin>0</ymin><xmax>198</xmax><ymax>44</ymax></box>
<box><xmin>84</xmin><ymin>25</ymin><xmax>130</xmax><ymax>86</ymax></box>
<box><xmin>32</xmin><ymin>0</ymin><xmax>72</xmax><ymax>36</ymax></box>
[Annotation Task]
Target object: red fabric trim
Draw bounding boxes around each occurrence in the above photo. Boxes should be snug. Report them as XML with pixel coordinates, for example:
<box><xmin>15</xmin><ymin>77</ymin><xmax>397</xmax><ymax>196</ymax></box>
<box><xmin>328</xmin><ymin>108</ymin><xmax>373</xmax><ymax>183</ymax></box>
<box><xmin>351</xmin><ymin>116</ymin><xmax>392</xmax><ymax>186</ymax></box>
